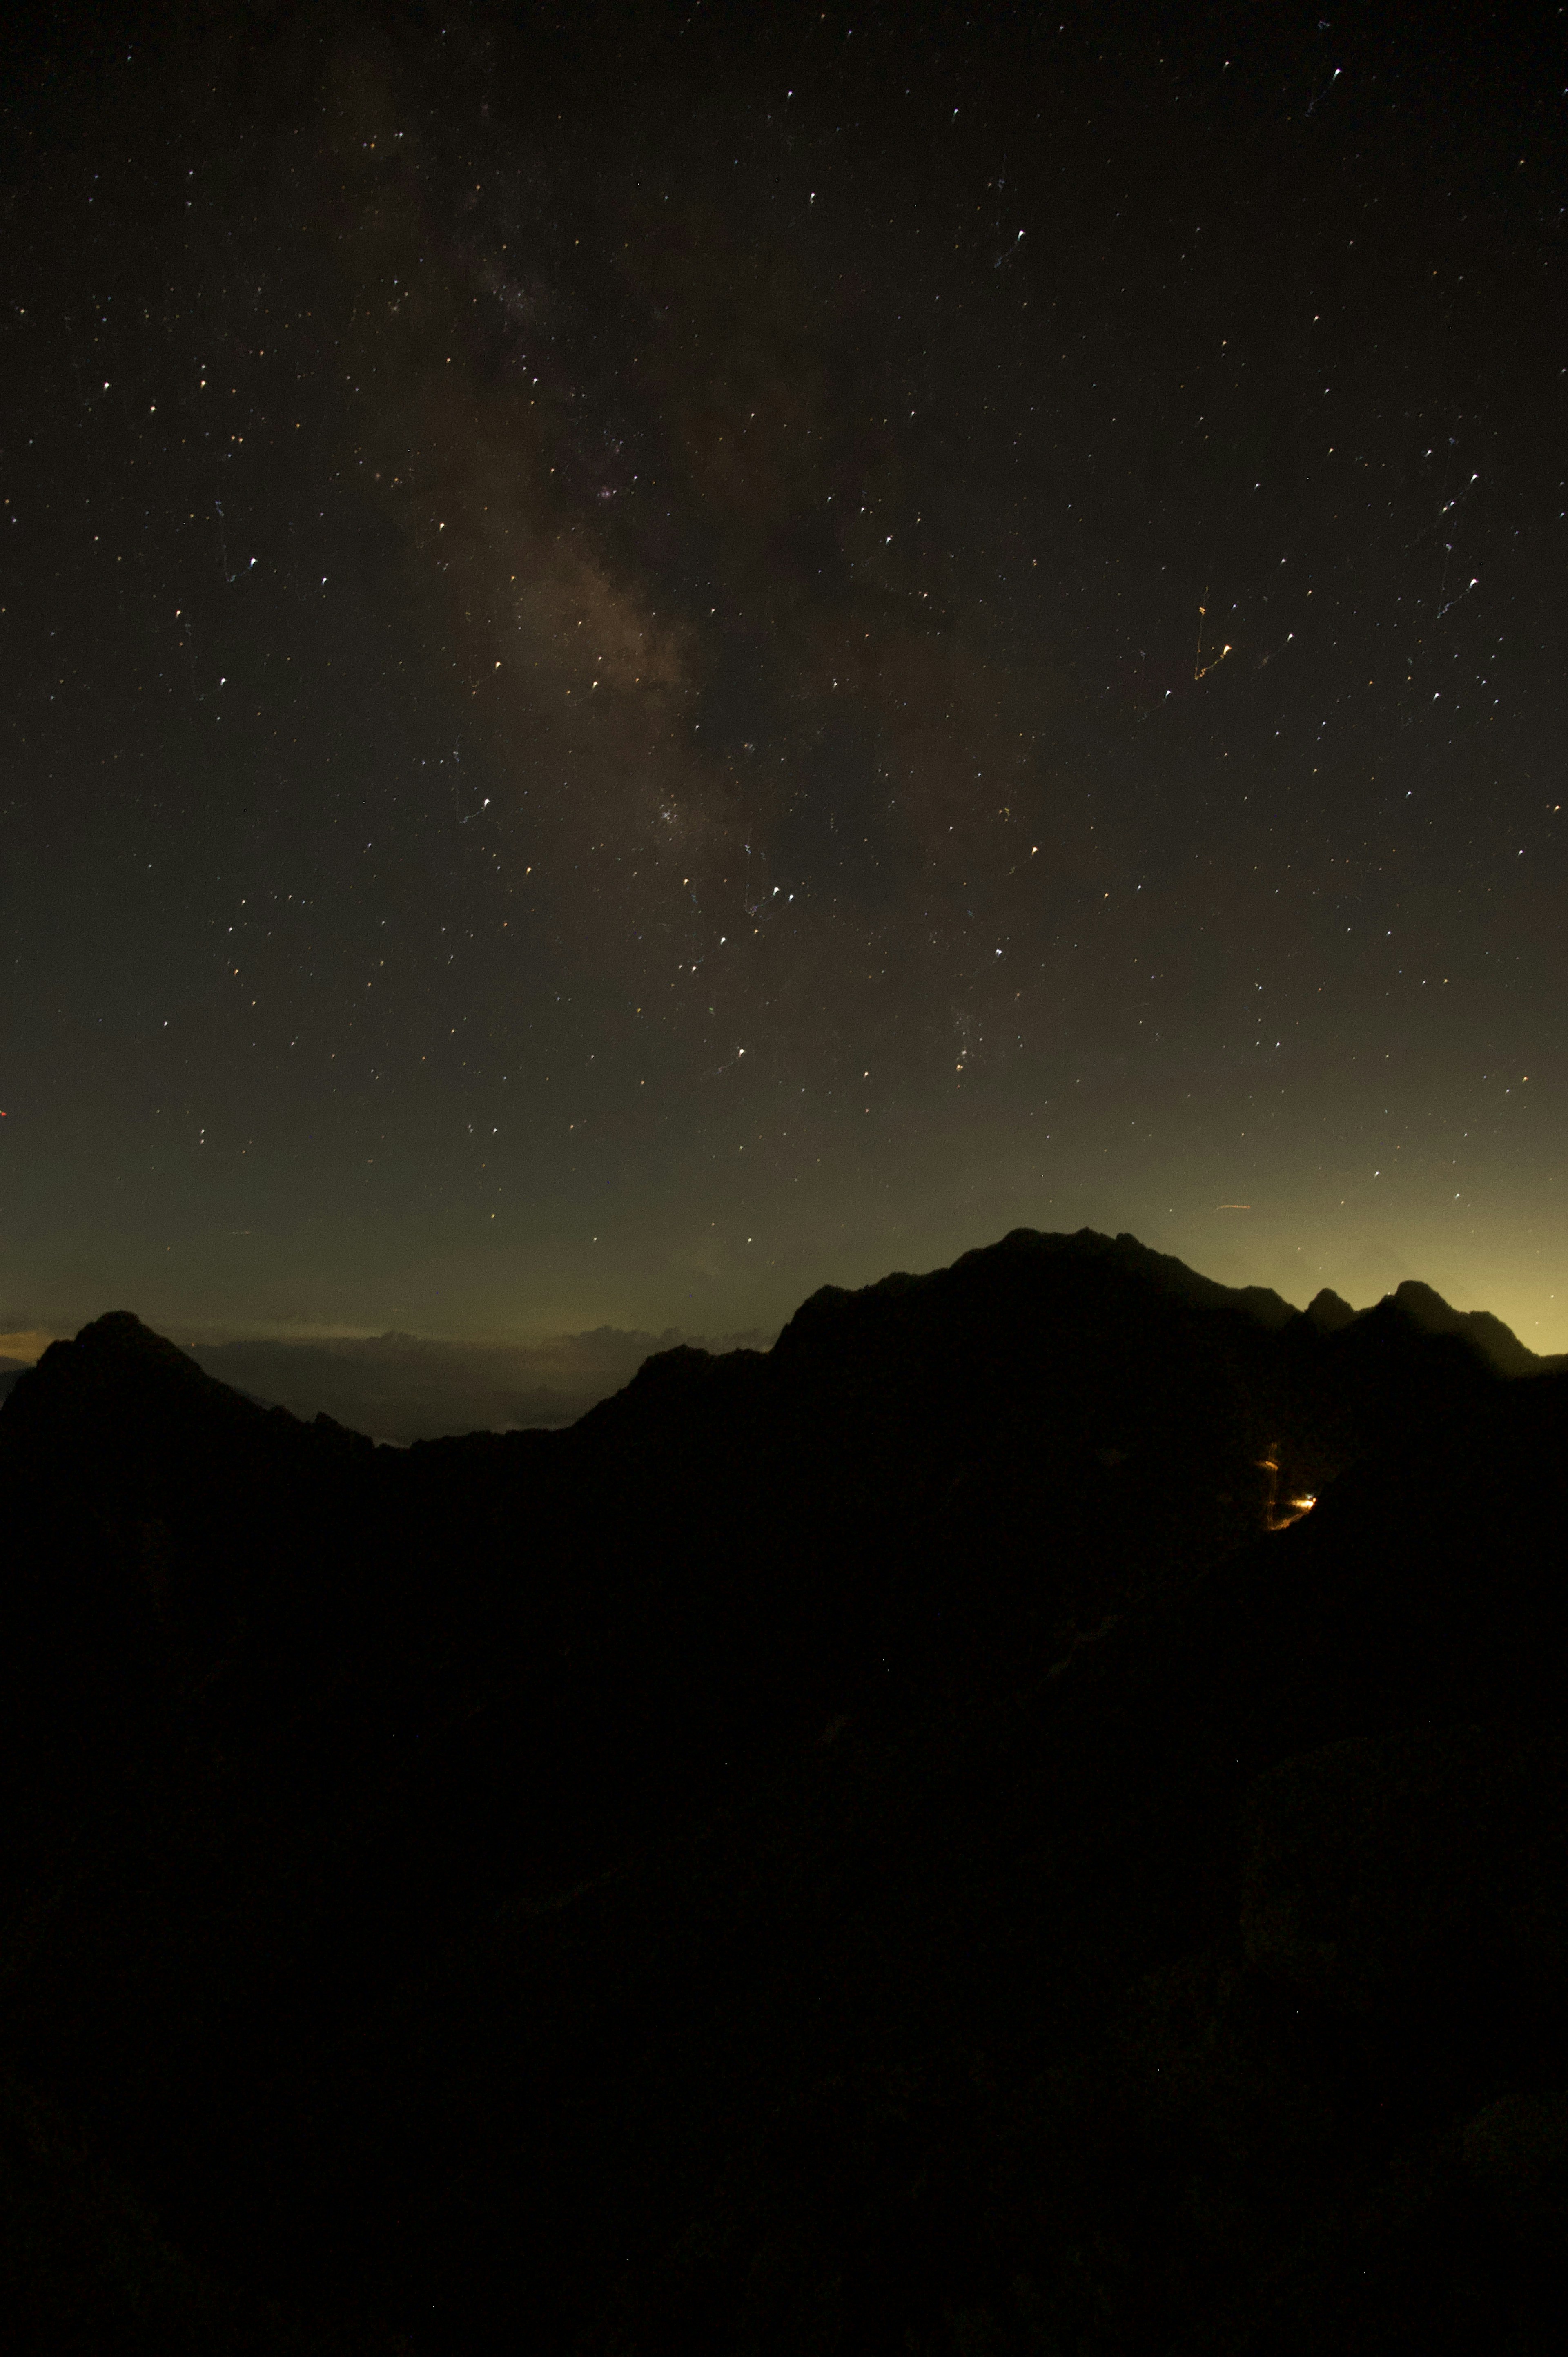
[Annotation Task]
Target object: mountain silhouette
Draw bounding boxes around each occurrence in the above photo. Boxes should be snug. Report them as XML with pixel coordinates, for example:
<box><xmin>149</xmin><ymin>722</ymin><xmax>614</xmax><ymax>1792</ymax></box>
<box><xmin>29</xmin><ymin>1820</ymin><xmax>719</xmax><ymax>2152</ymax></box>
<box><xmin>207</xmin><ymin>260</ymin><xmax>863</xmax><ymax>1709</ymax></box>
<box><xmin>1</xmin><ymin>1232</ymin><xmax>1564</xmax><ymax>2354</ymax></box>
<box><xmin>1380</xmin><ymin>1275</ymin><xmax>1546</xmax><ymax>1375</ymax></box>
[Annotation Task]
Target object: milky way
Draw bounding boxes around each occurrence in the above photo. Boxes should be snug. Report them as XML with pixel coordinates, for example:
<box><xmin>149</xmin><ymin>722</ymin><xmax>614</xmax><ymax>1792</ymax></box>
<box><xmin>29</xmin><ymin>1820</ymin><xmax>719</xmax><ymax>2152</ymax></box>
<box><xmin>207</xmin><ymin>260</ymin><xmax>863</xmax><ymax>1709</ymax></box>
<box><xmin>4</xmin><ymin>3</ymin><xmax>1565</xmax><ymax>1354</ymax></box>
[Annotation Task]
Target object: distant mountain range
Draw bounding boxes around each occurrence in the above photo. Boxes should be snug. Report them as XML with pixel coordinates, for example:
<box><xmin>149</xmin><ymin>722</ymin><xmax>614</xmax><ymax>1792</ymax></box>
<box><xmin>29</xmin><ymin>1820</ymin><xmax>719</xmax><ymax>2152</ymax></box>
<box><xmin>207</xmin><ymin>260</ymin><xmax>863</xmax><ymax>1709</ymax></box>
<box><xmin>3</xmin><ymin>1253</ymin><xmax>1550</xmax><ymax>1431</ymax></box>
<box><xmin>2</xmin><ymin>1227</ymin><xmax>1564</xmax><ymax>2354</ymax></box>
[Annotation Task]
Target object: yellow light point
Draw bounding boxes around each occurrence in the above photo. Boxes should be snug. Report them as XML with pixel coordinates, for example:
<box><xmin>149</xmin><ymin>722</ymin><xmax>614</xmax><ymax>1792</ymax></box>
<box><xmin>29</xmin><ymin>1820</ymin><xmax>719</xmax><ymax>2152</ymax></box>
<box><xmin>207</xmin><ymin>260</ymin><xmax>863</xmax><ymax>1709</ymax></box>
<box><xmin>1257</xmin><ymin>1453</ymin><xmax>1319</xmax><ymax>1531</ymax></box>
<box><xmin>1194</xmin><ymin>590</ymin><xmax>1234</xmax><ymax>682</ymax></box>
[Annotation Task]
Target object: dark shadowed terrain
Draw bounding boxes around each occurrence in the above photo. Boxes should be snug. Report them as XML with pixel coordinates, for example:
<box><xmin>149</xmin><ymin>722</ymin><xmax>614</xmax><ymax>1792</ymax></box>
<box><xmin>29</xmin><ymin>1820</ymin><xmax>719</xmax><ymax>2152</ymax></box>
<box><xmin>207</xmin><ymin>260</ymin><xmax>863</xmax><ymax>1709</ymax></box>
<box><xmin>2</xmin><ymin>1226</ymin><xmax>1566</xmax><ymax>2353</ymax></box>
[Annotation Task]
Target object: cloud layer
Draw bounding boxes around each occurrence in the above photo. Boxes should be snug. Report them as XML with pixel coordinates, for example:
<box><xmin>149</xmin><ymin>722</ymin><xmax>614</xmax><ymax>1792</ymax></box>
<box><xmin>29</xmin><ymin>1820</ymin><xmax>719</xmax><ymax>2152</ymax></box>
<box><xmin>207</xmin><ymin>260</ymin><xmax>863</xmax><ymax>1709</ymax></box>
<box><xmin>188</xmin><ymin>1323</ymin><xmax>771</xmax><ymax>1442</ymax></box>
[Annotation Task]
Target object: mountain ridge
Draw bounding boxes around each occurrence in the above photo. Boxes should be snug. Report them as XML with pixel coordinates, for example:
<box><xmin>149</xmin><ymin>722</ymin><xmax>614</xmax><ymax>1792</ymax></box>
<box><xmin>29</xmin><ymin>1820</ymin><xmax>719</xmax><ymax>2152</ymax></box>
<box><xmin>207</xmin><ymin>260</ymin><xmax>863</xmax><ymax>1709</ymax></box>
<box><xmin>1</xmin><ymin>1228</ymin><xmax>1564</xmax><ymax>2354</ymax></box>
<box><xmin>4</xmin><ymin>1229</ymin><xmax>1553</xmax><ymax>1440</ymax></box>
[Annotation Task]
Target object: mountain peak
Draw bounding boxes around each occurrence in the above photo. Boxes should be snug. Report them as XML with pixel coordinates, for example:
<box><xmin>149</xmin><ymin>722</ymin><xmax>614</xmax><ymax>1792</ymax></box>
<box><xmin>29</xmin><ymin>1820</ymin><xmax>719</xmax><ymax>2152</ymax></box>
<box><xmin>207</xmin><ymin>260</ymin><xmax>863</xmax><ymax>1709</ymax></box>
<box><xmin>1382</xmin><ymin>1280</ymin><xmax>1539</xmax><ymax>1376</ymax></box>
<box><xmin>71</xmin><ymin>1310</ymin><xmax>205</xmax><ymax>1368</ymax></box>
<box><xmin>1</xmin><ymin>1309</ymin><xmax>263</xmax><ymax>1446</ymax></box>
<box><xmin>1392</xmin><ymin>1280</ymin><xmax>1456</xmax><ymax>1319</ymax></box>
<box><xmin>1305</xmin><ymin>1288</ymin><xmax>1356</xmax><ymax>1332</ymax></box>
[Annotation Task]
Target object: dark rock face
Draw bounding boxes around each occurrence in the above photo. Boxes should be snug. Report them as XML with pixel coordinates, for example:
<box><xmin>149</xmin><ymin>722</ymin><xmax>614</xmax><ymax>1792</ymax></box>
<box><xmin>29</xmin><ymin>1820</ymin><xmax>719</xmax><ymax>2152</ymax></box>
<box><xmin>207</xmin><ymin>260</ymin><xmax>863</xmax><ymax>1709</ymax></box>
<box><xmin>1385</xmin><ymin>1278</ymin><xmax>1544</xmax><ymax>1376</ymax></box>
<box><xmin>1463</xmin><ymin>2091</ymin><xmax>1568</xmax><ymax>2243</ymax></box>
<box><xmin>1241</xmin><ymin>1726</ymin><xmax>1568</xmax><ymax>2011</ymax></box>
<box><xmin>2</xmin><ymin>1231</ymin><xmax>1565</xmax><ymax>2354</ymax></box>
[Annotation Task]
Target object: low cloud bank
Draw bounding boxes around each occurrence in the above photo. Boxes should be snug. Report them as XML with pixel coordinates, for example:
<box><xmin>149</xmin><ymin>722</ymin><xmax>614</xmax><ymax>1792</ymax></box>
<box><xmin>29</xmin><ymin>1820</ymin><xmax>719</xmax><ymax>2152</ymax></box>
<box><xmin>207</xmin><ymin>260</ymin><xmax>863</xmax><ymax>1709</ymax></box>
<box><xmin>187</xmin><ymin>1326</ymin><xmax>773</xmax><ymax>1443</ymax></box>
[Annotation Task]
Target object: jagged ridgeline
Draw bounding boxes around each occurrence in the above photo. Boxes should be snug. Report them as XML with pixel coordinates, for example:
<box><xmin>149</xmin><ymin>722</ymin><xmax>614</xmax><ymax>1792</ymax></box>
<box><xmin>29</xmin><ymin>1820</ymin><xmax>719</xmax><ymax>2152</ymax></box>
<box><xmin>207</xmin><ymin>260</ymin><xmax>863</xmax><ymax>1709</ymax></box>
<box><xmin>2</xmin><ymin>1228</ymin><xmax>1565</xmax><ymax>2355</ymax></box>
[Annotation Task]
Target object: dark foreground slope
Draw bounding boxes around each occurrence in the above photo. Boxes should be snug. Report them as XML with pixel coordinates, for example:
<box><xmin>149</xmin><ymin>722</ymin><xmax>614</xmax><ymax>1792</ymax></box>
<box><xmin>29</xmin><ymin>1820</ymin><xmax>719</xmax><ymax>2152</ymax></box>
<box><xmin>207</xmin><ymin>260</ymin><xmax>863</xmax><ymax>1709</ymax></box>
<box><xmin>1</xmin><ymin>1229</ymin><xmax>1565</xmax><ymax>2353</ymax></box>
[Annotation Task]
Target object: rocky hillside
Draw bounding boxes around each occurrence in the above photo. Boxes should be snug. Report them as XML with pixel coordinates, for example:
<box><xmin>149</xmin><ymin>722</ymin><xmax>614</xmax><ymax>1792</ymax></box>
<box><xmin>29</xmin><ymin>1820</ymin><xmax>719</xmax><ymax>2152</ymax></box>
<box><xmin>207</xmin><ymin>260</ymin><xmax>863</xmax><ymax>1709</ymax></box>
<box><xmin>2</xmin><ymin>1228</ymin><xmax>1564</xmax><ymax>2353</ymax></box>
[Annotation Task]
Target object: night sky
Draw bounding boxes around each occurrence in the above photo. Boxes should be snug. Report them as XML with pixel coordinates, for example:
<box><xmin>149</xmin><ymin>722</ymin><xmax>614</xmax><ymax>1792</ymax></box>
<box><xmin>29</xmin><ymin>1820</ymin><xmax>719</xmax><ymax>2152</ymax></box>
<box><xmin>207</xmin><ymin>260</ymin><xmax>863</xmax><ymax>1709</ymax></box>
<box><xmin>5</xmin><ymin>1</ymin><xmax>1566</xmax><ymax>1369</ymax></box>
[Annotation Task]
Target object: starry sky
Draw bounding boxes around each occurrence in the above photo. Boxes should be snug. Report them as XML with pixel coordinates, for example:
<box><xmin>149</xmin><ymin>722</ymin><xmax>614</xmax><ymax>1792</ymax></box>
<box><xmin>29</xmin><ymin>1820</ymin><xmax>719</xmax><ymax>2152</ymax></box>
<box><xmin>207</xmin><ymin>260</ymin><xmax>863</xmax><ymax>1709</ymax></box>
<box><xmin>4</xmin><ymin>0</ymin><xmax>1567</xmax><ymax>1367</ymax></box>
